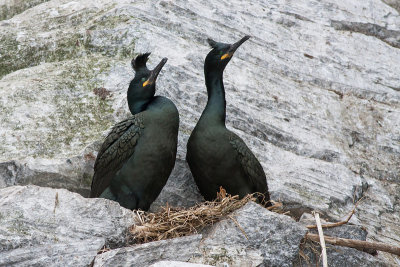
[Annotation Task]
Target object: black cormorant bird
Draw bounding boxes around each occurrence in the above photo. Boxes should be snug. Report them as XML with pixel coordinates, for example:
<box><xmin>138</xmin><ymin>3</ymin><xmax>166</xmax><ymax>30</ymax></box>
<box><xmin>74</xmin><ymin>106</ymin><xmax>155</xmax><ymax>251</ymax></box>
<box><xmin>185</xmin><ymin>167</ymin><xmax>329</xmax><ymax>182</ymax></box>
<box><xmin>186</xmin><ymin>36</ymin><xmax>271</xmax><ymax>206</ymax></box>
<box><xmin>90</xmin><ymin>53</ymin><xmax>179</xmax><ymax>211</ymax></box>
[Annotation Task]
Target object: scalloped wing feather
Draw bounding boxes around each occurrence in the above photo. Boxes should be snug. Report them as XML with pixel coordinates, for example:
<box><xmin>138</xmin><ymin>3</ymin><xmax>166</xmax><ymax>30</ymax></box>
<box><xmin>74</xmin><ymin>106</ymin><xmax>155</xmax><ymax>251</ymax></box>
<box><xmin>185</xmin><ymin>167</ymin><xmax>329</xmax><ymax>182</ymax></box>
<box><xmin>90</xmin><ymin>115</ymin><xmax>144</xmax><ymax>197</ymax></box>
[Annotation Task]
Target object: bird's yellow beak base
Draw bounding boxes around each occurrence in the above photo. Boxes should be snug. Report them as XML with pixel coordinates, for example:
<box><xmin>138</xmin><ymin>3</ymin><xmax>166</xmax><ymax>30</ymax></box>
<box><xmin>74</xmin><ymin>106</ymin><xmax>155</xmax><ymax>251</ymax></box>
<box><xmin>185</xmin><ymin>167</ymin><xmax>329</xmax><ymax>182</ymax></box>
<box><xmin>220</xmin><ymin>53</ymin><xmax>232</xmax><ymax>60</ymax></box>
<box><xmin>143</xmin><ymin>80</ymin><xmax>150</xmax><ymax>87</ymax></box>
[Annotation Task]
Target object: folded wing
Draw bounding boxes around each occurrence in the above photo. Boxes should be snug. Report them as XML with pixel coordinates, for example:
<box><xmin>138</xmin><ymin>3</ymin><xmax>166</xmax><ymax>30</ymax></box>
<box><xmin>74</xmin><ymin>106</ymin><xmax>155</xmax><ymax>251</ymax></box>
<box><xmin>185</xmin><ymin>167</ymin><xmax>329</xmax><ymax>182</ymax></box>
<box><xmin>90</xmin><ymin>115</ymin><xmax>144</xmax><ymax>197</ymax></box>
<box><xmin>229</xmin><ymin>132</ymin><xmax>270</xmax><ymax>204</ymax></box>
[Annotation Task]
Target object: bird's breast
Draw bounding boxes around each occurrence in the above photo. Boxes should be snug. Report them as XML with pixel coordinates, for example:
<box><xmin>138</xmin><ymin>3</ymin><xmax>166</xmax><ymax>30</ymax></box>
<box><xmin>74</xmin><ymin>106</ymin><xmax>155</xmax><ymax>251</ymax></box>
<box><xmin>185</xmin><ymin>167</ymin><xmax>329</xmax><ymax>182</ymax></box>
<box><xmin>188</xmin><ymin>127</ymin><xmax>231</xmax><ymax>162</ymax></box>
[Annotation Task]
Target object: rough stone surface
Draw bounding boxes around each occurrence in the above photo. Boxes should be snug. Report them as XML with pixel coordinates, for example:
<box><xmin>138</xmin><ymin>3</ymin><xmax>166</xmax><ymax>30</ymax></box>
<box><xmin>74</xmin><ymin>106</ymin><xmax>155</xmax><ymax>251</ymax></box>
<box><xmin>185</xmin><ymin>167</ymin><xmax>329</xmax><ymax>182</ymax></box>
<box><xmin>93</xmin><ymin>202</ymin><xmax>309</xmax><ymax>267</ymax></box>
<box><xmin>1</xmin><ymin>240</ymin><xmax>104</xmax><ymax>267</ymax></box>
<box><xmin>93</xmin><ymin>235</ymin><xmax>203</xmax><ymax>267</ymax></box>
<box><xmin>0</xmin><ymin>186</ymin><xmax>394</xmax><ymax>266</ymax></box>
<box><xmin>0</xmin><ymin>185</ymin><xmax>136</xmax><ymax>266</ymax></box>
<box><xmin>191</xmin><ymin>202</ymin><xmax>308</xmax><ymax>267</ymax></box>
<box><xmin>149</xmin><ymin>262</ymin><xmax>214</xmax><ymax>267</ymax></box>
<box><xmin>0</xmin><ymin>0</ymin><xmax>399</xmax><ymax>265</ymax></box>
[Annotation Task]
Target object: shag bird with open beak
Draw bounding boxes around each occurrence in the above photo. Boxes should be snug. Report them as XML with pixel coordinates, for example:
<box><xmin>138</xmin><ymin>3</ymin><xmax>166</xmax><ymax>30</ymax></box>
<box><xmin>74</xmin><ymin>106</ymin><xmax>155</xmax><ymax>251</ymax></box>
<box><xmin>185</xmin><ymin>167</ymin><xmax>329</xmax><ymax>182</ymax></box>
<box><xmin>186</xmin><ymin>36</ymin><xmax>271</xmax><ymax>206</ymax></box>
<box><xmin>90</xmin><ymin>53</ymin><xmax>179</xmax><ymax>211</ymax></box>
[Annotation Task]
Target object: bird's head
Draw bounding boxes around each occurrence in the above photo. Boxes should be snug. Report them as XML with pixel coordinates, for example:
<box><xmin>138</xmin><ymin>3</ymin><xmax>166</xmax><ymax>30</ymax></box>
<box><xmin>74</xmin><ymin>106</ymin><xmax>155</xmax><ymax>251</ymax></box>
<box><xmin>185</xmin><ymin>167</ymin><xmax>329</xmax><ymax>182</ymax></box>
<box><xmin>205</xmin><ymin>35</ymin><xmax>250</xmax><ymax>72</ymax></box>
<box><xmin>128</xmin><ymin>53</ymin><xmax>168</xmax><ymax>114</ymax></box>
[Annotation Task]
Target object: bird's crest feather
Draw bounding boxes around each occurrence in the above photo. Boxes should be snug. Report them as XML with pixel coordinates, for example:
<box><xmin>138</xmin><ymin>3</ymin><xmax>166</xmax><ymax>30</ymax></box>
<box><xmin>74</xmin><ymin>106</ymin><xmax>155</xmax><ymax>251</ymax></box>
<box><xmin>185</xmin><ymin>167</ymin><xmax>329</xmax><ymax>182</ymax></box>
<box><xmin>131</xmin><ymin>53</ymin><xmax>151</xmax><ymax>71</ymax></box>
<box><xmin>207</xmin><ymin>38</ymin><xmax>218</xmax><ymax>49</ymax></box>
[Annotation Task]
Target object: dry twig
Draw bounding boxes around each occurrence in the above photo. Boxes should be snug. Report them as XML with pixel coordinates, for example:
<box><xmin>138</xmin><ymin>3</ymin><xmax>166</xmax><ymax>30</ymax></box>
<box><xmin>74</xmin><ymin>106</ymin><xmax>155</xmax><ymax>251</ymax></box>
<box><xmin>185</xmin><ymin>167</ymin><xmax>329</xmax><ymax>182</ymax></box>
<box><xmin>228</xmin><ymin>215</ymin><xmax>248</xmax><ymax>240</ymax></box>
<box><xmin>306</xmin><ymin>233</ymin><xmax>400</xmax><ymax>256</ymax></box>
<box><xmin>313</xmin><ymin>212</ymin><xmax>328</xmax><ymax>267</ymax></box>
<box><xmin>306</xmin><ymin>200</ymin><xmax>361</xmax><ymax>230</ymax></box>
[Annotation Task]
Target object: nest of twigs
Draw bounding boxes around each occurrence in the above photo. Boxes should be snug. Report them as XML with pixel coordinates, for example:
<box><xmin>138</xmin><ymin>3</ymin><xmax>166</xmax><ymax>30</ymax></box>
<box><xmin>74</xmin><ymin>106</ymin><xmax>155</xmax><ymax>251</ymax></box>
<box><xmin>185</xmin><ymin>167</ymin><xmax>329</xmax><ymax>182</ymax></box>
<box><xmin>129</xmin><ymin>188</ymin><xmax>284</xmax><ymax>244</ymax></box>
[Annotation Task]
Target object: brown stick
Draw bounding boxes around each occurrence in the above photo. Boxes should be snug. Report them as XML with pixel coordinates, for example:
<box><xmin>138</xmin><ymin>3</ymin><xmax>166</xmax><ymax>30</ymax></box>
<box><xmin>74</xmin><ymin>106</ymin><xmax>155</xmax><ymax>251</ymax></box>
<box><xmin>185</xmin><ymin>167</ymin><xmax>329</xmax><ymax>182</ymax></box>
<box><xmin>306</xmin><ymin>233</ymin><xmax>400</xmax><ymax>256</ymax></box>
<box><xmin>306</xmin><ymin>201</ymin><xmax>359</xmax><ymax>230</ymax></box>
<box><xmin>228</xmin><ymin>215</ymin><xmax>249</xmax><ymax>240</ymax></box>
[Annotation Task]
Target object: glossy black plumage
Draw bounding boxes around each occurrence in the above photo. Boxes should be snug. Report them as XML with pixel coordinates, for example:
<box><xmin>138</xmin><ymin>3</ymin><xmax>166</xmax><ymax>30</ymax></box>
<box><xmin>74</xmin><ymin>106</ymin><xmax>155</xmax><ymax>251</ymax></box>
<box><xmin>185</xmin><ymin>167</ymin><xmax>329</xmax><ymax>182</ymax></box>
<box><xmin>186</xmin><ymin>36</ymin><xmax>271</xmax><ymax>206</ymax></box>
<box><xmin>90</xmin><ymin>54</ymin><xmax>179</xmax><ymax>211</ymax></box>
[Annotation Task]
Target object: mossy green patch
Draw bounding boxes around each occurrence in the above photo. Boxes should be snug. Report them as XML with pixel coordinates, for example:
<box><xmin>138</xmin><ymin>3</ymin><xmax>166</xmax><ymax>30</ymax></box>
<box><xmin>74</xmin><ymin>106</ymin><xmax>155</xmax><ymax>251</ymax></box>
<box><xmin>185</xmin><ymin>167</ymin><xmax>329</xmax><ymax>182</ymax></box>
<box><xmin>88</xmin><ymin>13</ymin><xmax>131</xmax><ymax>30</ymax></box>
<box><xmin>0</xmin><ymin>32</ymin><xmax>91</xmax><ymax>79</ymax></box>
<box><xmin>288</xmin><ymin>183</ymin><xmax>328</xmax><ymax>206</ymax></box>
<box><xmin>0</xmin><ymin>3</ymin><xmax>136</xmax><ymax>78</ymax></box>
<box><xmin>203</xmin><ymin>247</ymin><xmax>234</xmax><ymax>266</ymax></box>
<box><xmin>27</xmin><ymin>57</ymin><xmax>115</xmax><ymax>158</ymax></box>
<box><xmin>0</xmin><ymin>104</ymin><xmax>13</xmax><ymax>125</ymax></box>
<box><xmin>0</xmin><ymin>55</ymin><xmax>119</xmax><ymax>159</ymax></box>
<box><xmin>0</xmin><ymin>36</ymin><xmax>19</xmax><ymax>78</ymax></box>
<box><xmin>6</xmin><ymin>211</ymin><xmax>30</xmax><ymax>235</ymax></box>
<box><xmin>82</xmin><ymin>172</ymin><xmax>93</xmax><ymax>187</ymax></box>
<box><xmin>0</xmin><ymin>0</ymin><xmax>50</xmax><ymax>21</ymax></box>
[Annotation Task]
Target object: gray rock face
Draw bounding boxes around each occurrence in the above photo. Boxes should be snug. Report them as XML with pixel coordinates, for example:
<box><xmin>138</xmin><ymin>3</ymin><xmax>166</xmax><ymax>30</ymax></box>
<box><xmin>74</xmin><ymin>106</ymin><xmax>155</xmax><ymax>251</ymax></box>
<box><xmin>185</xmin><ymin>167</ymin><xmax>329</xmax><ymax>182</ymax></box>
<box><xmin>0</xmin><ymin>0</ymin><xmax>399</xmax><ymax>265</ymax></box>
<box><xmin>0</xmin><ymin>155</ymin><xmax>96</xmax><ymax>197</ymax></box>
<box><xmin>2</xmin><ymin>240</ymin><xmax>104</xmax><ymax>267</ymax></box>
<box><xmin>93</xmin><ymin>235</ymin><xmax>203</xmax><ymax>267</ymax></box>
<box><xmin>0</xmin><ymin>185</ymin><xmax>136</xmax><ymax>266</ymax></box>
<box><xmin>191</xmin><ymin>202</ymin><xmax>308</xmax><ymax>267</ymax></box>
<box><xmin>93</xmin><ymin>202</ymin><xmax>309</xmax><ymax>267</ymax></box>
<box><xmin>149</xmin><ymin>262</ymin><xmax>214</xmax><ymax>267</ymax></box>
<box><xmin>0</xmin><ymin>186</ymin><xmax>391</xmax><ymax>266</ymax></box>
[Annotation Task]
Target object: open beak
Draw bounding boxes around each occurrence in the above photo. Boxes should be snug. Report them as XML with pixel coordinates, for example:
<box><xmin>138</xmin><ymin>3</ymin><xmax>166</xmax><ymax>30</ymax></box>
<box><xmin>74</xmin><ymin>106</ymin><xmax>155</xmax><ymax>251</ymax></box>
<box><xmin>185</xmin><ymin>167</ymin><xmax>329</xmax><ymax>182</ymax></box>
<box><xmin>221</xmin><ymin>35</ymin><xmax>251</xmax><ymax>60</ymax></box>
<box><xmin>143</xmin><ymin>58</ymin><xmax>168</xmax><ymax>87</ymax></box>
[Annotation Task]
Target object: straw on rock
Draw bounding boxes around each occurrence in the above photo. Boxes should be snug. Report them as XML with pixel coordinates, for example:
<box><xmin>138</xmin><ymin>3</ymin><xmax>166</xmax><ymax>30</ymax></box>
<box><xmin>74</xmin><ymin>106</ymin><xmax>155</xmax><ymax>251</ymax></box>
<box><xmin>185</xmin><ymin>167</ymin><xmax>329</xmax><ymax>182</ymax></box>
<box><xmin>129</xmin><ymin>188</ymin><xmax>280</xmax><ymax>244</ymax></box>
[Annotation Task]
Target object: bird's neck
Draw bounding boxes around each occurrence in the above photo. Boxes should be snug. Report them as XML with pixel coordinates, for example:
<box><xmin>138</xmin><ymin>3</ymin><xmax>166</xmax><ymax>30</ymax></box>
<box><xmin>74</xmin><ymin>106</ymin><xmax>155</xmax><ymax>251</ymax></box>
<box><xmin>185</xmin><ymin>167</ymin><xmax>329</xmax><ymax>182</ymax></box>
<box><xmin>200</xmin><ymin>69</ymin><xmax>226</xmax><ymax>126</ymax></box>
<box><xmin>128</xmin><ymin>100</ymin><xmax>148</xmax><ymax>115</ymax></box>
<box><xmin>127</xmin><ymin>92</ymin><xmax>153</xmax><ymax>115</ymax></box>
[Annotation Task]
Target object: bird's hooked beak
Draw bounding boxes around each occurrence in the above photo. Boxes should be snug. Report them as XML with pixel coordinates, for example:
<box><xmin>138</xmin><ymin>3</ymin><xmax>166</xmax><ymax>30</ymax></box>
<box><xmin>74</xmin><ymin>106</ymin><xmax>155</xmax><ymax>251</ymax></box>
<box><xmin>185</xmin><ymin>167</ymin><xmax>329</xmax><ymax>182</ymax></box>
<box><xmin>221</xmin><ymin>35</ymin><xmax>251</xmax><ymax>60</ymax></box>
<box><xmin>143</xmin><ymin>58</ymin><xmax>168</xmax><ymax>87</ymax></box>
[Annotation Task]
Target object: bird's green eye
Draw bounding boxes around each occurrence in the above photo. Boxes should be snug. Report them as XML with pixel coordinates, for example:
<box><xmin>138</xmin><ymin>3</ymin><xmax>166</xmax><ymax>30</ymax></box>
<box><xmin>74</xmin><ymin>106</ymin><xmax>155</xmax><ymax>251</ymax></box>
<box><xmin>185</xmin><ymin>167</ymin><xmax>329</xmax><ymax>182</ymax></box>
<box><xmin>141</xmin><ymin>78</ymin><xmax>146</xmax><ymax>82</ymax></box>
<box><xmin>219</xmin><ymin>51</ymin><xmax>223</xmax><ymax>55</ymax></box>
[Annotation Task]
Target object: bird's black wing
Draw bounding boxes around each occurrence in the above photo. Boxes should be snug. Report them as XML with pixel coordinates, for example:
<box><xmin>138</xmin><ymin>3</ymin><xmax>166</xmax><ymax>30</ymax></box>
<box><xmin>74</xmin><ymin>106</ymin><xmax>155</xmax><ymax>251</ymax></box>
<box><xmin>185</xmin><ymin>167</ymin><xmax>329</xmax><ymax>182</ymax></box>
<box><xmin>90</xmin><ymin>115</ymin><xmax>144</xmax><ymax>197</ymax></box>
<box><xmin>229</xmin><ymin>132</ymin><xmax>271</xmax><ymax>204</ymax></box>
